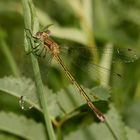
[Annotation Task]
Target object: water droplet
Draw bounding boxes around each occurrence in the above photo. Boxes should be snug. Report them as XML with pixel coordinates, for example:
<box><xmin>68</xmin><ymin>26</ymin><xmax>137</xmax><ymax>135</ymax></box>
<box><xmin>19</xmin><ymin>96</ymin><xmax>33</xmax><ymax>111</ymax></box>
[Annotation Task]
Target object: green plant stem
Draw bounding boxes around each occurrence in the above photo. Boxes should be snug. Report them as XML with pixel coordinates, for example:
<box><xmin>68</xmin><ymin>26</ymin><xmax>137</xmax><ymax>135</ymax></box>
<box><xmin>0</xmin><ymin>37</ymin><xmax>20</xmax><ymax>77</ymax></box>
<box><xmin>21</xmin><ymin>0</ymin><xmax>56</xmax><ymax>140</ymax></box>
<box><xmin>68</xmin><ymin>0</ymin><xmax>99</xmax><ymax>63</ymax></box>
<box><xmin>81</xmin><ymin>0</ymin><xmax>99</xmax><ymax>63</ymax></box>
<box><xmin>30</xmin><ymin>55</ymin><xmax>56</xmax><ymax>140</ymax></box>
<box><xmin>57</xmin><ymin>127</ymin><xmax>62</xmax><ymax>140</ymax></box>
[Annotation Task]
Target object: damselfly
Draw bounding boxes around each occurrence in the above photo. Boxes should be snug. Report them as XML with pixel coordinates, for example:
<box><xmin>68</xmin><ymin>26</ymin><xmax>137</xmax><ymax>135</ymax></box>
<box><xmin>24</xmin><ymin>28</ymin><xmax>107</xmax><ymax>121</ymax></box>
<box><xmin>23</xmin><ymin>27</ymin><xmax>138</xmax><ymax>122</ymax></box>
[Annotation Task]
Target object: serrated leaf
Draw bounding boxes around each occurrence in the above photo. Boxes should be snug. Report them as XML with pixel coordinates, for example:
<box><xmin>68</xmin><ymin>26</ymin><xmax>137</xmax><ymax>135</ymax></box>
<box><xmin>125</xmin><ymin>126</ymin><xmax>140</xmax><ymax>140</ymax></box>
<box><xmin>46</xmin><ymin>88</ymin><xmax>64</xmax><ymax>118</ymax></box>
<box><xmin>57</xmin><ymin>84</ymin><xmax>85</xmax><ymax>113</ymax></box>
<box><xmin>57</xmin><ymin>84</ymin><xmax>110</xmax><ymax>114</ymax></box>
<box><xmin>64</xmin><ymin>103</ymin><xmax>127</xmax><ymax>140</ymax></box>
<box><xmin>90</xmin><ymin>86</ymin><xmax>111</xmax><ymax>101</ymax></box>
<box><xmin>0</xmin><ymin>76</ymin><xmax>110</xmax><ymax>119</ymax></box>
<box><xmin>105</xmin><ymin>103</ymin><xmax>127</xmax><ymax>140</ymax></box>
<box><xmin>64</xmin><ymin>121</ymin><xmax>117</xmax><ymax>140</ymax></box>
<box><xmin>0</xmin><ymin>112</ymin><xmax>47</xmax><ymax>140</ymax></box>
<box><xmin>0</xmin><ymin>76</ymin><xmax>40</xmax><ymax>111</ymax></box>
<box><xmin>0</xmin><ymin>76</ymin><xmax>64</xmax><ymax>118</ymax></box>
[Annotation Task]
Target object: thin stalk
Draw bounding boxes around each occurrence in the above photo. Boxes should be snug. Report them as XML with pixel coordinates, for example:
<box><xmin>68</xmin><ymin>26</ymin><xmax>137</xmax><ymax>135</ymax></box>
<box><xmin>69</xmin><ymin>0</ymin><xmax>99</xmax><ymax>63</ymax></box>
<box><xmin>30</xmin><ymin>54</ymin><xmax>56</xmax><ymax>140</ymax></box>
<box><xmin>0</xmin><ymin>37</ymin><xmax>20</xmax><ymax>77</ymax></box>
<box><xmin>21</xmin><ymin>0</ymin><xmax>56</xmax><ymax>140</ymax></box>
<box><xmin>81</xmin><ymin>0</ymin><xmax>99</xmax><ymax>63</ymax></box>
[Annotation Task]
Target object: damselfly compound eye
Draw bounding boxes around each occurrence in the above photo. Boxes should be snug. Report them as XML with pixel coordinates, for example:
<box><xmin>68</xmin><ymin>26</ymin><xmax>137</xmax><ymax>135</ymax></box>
<box><xmin>35</xmin><ymin>32</ymin><xmax>43</xmax><ymax>39</ymax></box>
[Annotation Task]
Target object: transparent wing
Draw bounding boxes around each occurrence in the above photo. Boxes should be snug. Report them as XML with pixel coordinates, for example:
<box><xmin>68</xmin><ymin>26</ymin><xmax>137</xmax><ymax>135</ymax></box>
<box><xmin>58</xmin><ymin>44</ymin><xmax>138</xmax><ymax>87</ymax></box>
<box><xmin>113</xmin><ymin>48</ymin><xmax>138</xmax><ymax>63</ymax></box>
<box><xmin>60</xmin><ymin>45</ymin><xmax>138</xmax><ymax>64</ymax></box>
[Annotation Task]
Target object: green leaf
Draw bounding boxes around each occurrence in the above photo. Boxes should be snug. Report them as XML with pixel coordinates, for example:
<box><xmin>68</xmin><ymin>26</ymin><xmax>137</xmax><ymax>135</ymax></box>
<box><xmin>90</xmin><ymin>86</ymin><xmax>111</xmax><ymax>101</ymax></box>
<box><xmin>105</xmin><ymin>103</ymin><xmax>127</xmax><ymax>140</ymax></box>
<box><xmin>64</xmin><ymin>103</ymin><xmax>127</xmax><ymax>140</ymax></box>
<box><xmin>99</xmin><ymin>43</ymin><xmax>113</xmax><ymax>86</ymax></box>
<box><xmin>0</xmin><ymin>133</ymin><xmax>20</xmax><ymax>140</ymax></box>
<box><xmin>93</xmin><ymin>0</ymin><xmax>111</xmax><ymax>30</ymax></box>
<box><xmin>125</xmin><ymin>126</ymin><xmax>140</xmax><ymax>140</ymax></box>
<box><xmin>0</xmin><ymin>76</ymin><xmax>40</xmax><ymax>111</ymax></box>
<box><xmin>64</xmin><ymin>123</ymin><xmax>140</xmax><ymax>140</ymax></box>
<box><xmin>0</xmin><ymin>111</ymin><xmax>47</xmax><ymax>140</ymax></box>
<box><xmin>50</xmin><ymin>27</ymin><xmax>87</xmax><ymax>45</ymax></box>
<box><xmin>124</xmin><ymin>100</ymin><xmax>140</xmax><ymax>131</ymax></box>
<box><xmin>0</xmin><ymin>76</ymin><xmax>64</xmax><ymax>118</ymax></box>
<box><xmin>64</xmin><ymin>122</ymin><xmax>113</xmax><ymax>140</ymax></box>
<box><xmin>57</xmin><ymin>84</ymin><xmax>85</xmax><ymax>114</ymax></box>
<box><xmin>82</xmin><ymin>0</ymin><xmax>93</xmax><ymax>30</ymax></box>
<box><xmin>0</xmin><ymin>28</ymin><xmax>19</xmax><ymax>77</ymax></box>
<box><xmin>36</xmin><ymin>9</ymin><xmax>87</xmax><ymax>45</ymax></box>
<box><xmin>57</xmin><ymin>84</ymin><xmax>110</xmax><ymax>114</ymax></box>
<box><xmin>0</xmin><ymin>76</ymin><xmax>110</xmax><ymax>119</ymax></box>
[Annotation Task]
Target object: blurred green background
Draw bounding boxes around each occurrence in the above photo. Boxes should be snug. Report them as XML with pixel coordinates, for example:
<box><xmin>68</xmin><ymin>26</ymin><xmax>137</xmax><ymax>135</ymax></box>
<box><xmin>0</xmin><ymin>0</ymin><xmax>140</xmax><ymax>140</ymax></box>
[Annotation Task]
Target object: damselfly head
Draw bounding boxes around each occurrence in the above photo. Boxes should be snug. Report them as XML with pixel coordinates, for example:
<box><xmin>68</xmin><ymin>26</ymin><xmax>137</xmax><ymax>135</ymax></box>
<box><xmin>35</xmin><ymin>31</ymin><xmax>43</xmax><ymax>39</ymax></box>
<box><xmin>35</xmin><ymin>31</ymin><xmax>49</xmax><ymax>41</ymax></box>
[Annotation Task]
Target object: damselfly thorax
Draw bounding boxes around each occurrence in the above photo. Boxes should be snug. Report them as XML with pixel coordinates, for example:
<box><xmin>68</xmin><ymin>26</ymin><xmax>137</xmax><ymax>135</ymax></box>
<box><xmin>35</xmin><ymin>31</ymin><xmax>60</xmax><ymax>56</ymax></box>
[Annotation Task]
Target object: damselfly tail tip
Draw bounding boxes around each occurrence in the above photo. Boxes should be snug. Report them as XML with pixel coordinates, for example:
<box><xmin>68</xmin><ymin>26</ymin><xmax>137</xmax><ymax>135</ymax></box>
<box><xmin>88</xmin><ymin>101</ymin><xmax>105</xmax><ymax>122</ymax></box>
<box><xmin>97</xmin><ymin>113</ymin><xmax>106</xmax><ymax>122</ymax></box>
